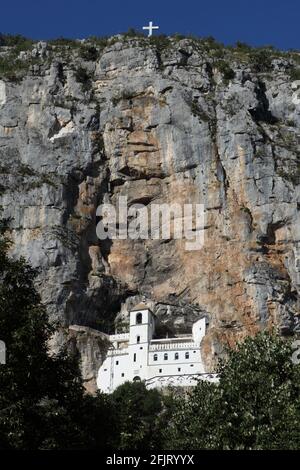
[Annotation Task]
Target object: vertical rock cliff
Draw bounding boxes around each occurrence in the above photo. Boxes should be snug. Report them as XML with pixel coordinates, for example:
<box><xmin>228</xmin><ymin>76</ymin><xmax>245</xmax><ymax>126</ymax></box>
<box><xmin>0</xmin><ymin>36</ymin><xmax>299</xmax><ymax>390</ymax></box>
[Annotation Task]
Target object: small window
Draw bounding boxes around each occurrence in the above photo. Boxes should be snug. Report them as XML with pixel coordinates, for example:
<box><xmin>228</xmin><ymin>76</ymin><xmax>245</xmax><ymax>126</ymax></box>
<box><xmin>121</xmin><ymin>373</ymin><xmax>124</xmax><ymax>377</ymax></box>
<box><xmin>133</xmin><ymin>353</ymin><xmax>136</xmax><ymax>362</ymax></box>
<box><xmin>185</xmin><ymin>352</ymin><xmax>189</xmax><ymax>359</ymax></box>
<box><xmin>174</xmin><ymin>352</ymin><xmax>179</xmax><ymax>360</ymax></box>
<box><xmin>154</xmin><ymin>354</ymin><xmax>158</xmax><ymax>361</ymax></box>
<box><xmin>178</xmin><ymin>367</ymin><xmax>181</xmax><ymax>372</ymax></box>
<box><xmin>116</xmin><ymin>360</ymin><xmax>119</xmax><ymax>365</ymax></box>
<box><xmin>190</xmin><ymin>364</ymin><xmax>194</xmax><ymax>367</ymax></box>
<box><xmin>137</xmin><ymin>335</ymin><xmax>140</xmax><ymax>344</ymax></box>
<box><xmin>136</xmin><ymin>313</ymin><xmax>142</xmax><ymax>324</ymax></box>
<box><xmin>104</xmin><ymin>368</ymin><xmax>107</xmax><ymax>371</ymax></box>
<box><xmin>164</xmin><ymin>353</ymin><xmax>168</xmax><ymax>360</ymax></box>
<box><xmin>140</xmin><ymin>346</ymin><xmax>143</xmax><ymax>350</ymax></box>
<box><xmin>159</xmin><ymin>369</ymin><xmax>162</xmax><ymax>373</ymax></box>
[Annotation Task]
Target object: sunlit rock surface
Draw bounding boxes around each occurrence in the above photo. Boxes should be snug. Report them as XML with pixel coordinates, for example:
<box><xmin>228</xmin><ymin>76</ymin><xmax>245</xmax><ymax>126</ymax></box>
<box><xmin>1</xmin><ymin>37</ymin><xmax>300</xmax><ymax>390</ymax></box>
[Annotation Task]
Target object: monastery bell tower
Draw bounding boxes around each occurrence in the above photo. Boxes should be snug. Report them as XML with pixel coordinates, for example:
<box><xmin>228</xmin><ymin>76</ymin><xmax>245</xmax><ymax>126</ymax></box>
<box><xmin>129</xmin><ymin>303</ymin><xmax>155</xmax><ymax>345</ymax></box>
<box><xmin>128</xmin><ymin>303</ymin><xmax>155</xmax><ymax>380</ymax></box>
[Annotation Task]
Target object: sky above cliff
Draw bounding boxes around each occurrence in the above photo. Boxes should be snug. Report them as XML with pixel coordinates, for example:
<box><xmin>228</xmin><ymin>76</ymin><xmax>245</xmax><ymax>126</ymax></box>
<box><xmin>1</xmin><ymin>0</ymin><xmax>299</xmax><ymax>50</ymax></box>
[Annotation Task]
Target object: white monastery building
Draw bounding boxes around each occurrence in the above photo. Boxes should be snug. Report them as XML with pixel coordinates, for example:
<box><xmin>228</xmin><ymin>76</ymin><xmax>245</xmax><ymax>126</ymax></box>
<box><xmin>97</xmin><ymin>303</ymin><xmax>217</xmax><ymax>393</ymax></box>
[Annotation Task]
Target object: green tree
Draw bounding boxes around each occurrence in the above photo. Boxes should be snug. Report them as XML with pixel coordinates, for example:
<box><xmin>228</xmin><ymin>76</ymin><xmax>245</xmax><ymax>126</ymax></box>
<box><xmin>164</xmin><ymin>381</ymin><xmax>222</xmax><ymax>449</ymax></box>
<box><xmin>165</xmin><ymin>332</ymin><xmax>300</xmax><ymax>450</ymax></box>
<box><xmin>110</xmin><ymin>381</ymin><xmax>163</xmax><ymax>450</ymax></box>
<box><xmin>0</xmin><ymin>219</ymin><xmax>113</xmax><ymax>449</ymax></box>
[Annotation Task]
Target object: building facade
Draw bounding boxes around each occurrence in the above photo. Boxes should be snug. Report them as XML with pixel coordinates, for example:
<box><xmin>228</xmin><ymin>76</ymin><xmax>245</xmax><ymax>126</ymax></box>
<box><xmin>97</xmin><ymin>303</ymin><xmax>217</xmax><ymax>393</ymax></box>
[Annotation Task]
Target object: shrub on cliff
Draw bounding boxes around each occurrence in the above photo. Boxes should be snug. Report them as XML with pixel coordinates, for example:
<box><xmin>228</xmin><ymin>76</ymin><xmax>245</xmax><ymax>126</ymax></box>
<box><xmin>249</xmin><ymin>49</ymin><xmax>273</xmax><ymax>72</ymax></box>
<box><xmin>74</xmin><ymin>66</ymin><xmax>91</xmax><ymax>92</ymax></box>
<box><xmin>0</xmin><ymin>33</ymin><xmax>33</xmax><ymax>50</ymax></box>
<box><xmin>78</xmin><ymin>44</ymin><xmax>98</xmax><ymax>61</ymax></box>
<box><xmin>289</xmin><ymin>67</ymin><xmax>300</xmax><ymax>81</ymax></box>
<box><xmin>123</xmin><ymin>28</ymin><xmax>144</xmax><ymax>38</ymax></box>
<box><xmin>215</xmin><ymin>60</ymin><xmax>236</xmax><ymax>81</ymax></box>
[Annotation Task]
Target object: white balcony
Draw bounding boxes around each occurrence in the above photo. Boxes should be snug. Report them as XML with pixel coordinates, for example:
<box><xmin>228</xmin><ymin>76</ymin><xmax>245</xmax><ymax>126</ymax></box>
<box><xmin>107</xmin><ymin>349</ymin><xmax>128</xmax><ymax>357</ymax></box>
<box><xmin>149</xmin><ymin>342</ymin><xmax>199</xmax><ymax>351</ymax></box>
<box><xmin>109</xmin><ymin>333</ymin><xmax>129</xmax><ymax>341</ymax></box>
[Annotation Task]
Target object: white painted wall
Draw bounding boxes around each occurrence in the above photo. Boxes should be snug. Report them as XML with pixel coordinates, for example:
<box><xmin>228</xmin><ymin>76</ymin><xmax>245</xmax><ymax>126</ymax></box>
<box><xmin>97</xmin><ymin>308</ymin><xmax>209</xmax><ymax>393</ymax></box>
<box><xmin>0</xmin><ymin>81</ymin><xmax>6</xmax><ymax>107</ymax></box>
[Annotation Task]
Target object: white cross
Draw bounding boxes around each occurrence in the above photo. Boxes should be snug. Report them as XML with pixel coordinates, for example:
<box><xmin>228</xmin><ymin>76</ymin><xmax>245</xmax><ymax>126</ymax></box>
<box><xmin>143</xmin><ymin>21</ymin><xmax>159</xmax><ymax>37</ymax></box>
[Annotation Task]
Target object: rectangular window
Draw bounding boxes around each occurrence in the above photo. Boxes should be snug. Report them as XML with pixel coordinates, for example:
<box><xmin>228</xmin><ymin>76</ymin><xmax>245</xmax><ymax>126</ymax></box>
<box><xmin>133</xmin><ymin>353</ymin><xmax>136</xmax><ymax>362</ymax></box>
<box><xmin>178</xmin><ymin>368</ymin><xmax>181</xmax><ymax>372</ymax></box>
<box><xmin>116</xmin><ymin>361</ymin><xmax>119</xmax><ymax>365</ymax></box>
<box><xmin>121</xmin><ymin>373</ymin><xmax>124</xmax><ymax>377</ymax></box>
<box><xmin>190</xmin><ymin>364</ymin><xmax>194</xmax><ymax>367</ymax></box>
<box><xmin>159</xmin><ymin>369</ymin><xmax>162</xmax><ymax>373</ymax></box>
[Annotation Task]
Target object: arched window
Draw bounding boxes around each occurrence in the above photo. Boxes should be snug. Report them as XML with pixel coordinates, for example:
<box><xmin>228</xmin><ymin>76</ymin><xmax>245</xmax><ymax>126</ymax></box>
<box><xmin>164</xmin><ymin>353</ymin><xmax>168</xmax><ymax>361</ymax></box>
<box><xmin>137</xmin><ymin>335</ymin><xmax>140</xmax><ymax>344</ymax></box>
<box><xmin>153</xmin><ymin>354</ymin><xmax>158</xmax><ymax>361</ymax></box>
<box><xmin>133</xmin><ymin>376</ymin><xmax>141</xmax><ymax>382</ymax></box>
<box><xmin>136</xmin><ymin>312</ymin><xmax>142</xmax><ymax>324</ymax></box>
<box><xmin>174</xmin><ymin>352</ymin><xmax>179</xmax><ymax>360</ymax></box>
<box><xmin>185</xmin><ymin>352</ymin><xmax>189</xmax><ymax>359</ymax></box>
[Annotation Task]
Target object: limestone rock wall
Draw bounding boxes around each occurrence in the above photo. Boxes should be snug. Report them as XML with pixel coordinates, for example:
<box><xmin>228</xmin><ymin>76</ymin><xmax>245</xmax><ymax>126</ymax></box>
<box><xmin>0</xmin><ymin>37</ymin><xmax>300</xmax><ymax>385</ymax></box>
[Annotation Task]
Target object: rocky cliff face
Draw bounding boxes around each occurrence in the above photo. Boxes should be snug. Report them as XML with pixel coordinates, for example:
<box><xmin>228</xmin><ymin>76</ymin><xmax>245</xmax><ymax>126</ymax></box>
<box><xmin>0</xmin><ymin>36</ymin><xmax>300</xmax><ymax>390</ymax></box>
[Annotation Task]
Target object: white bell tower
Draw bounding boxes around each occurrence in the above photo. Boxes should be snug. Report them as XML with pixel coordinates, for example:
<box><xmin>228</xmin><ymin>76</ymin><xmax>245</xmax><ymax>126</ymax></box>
<box><xmin>128</xmin><ymin>303</ymin><xmax>156</xmax><ymax>381</ymax></box>
<box><xmin>129</xmin><ymin>303</ymin><xmax>155</xmax><ymax>344</ymax></box>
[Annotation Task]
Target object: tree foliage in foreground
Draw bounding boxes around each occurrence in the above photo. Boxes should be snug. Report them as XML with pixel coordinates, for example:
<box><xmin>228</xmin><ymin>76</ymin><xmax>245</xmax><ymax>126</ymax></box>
<box><xmin>110</xmin><ymin>381</ymin><xmax>164</xmax><ymax>450</ymax></box>
<box><xmin>0</xmin><ymin>219</ymin><xmax>114</xmax><ymax>449</ymax></box>
<box><xmin>165</xmin><ymin>332</ymin><xmax>300</xmax><ymax>450</ymax></box>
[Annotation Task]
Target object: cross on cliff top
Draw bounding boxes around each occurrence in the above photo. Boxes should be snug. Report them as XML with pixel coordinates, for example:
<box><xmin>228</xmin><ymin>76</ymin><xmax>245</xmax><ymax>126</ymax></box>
<box><xmin>143</xmin><ymin>21</ymin><xmax>159</xmax><ymax>37</ymax></box>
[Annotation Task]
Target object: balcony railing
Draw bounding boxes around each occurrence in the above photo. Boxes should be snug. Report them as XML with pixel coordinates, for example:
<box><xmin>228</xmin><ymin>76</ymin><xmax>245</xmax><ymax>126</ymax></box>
<box><xmin>107</xmin><ymin>349</ymin><xmax>128</xmax><ymax>357</ymax></box>
<box><xmin>149</xmin><ymin>342</ymin><xmax>199</xmax><ymax>351</ymax></box>
<box><xmin>109</xmin><ymin>333</ymin><xmax>129</xmax><ymax>341</ymax></box>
